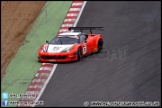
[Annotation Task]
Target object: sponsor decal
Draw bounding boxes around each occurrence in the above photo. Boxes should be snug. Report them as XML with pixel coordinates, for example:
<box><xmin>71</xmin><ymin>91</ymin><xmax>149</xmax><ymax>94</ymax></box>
<box><xmin>52</xmin><ymin>46</ymin><xmax>62</xmax><ymax>51</ymax></box>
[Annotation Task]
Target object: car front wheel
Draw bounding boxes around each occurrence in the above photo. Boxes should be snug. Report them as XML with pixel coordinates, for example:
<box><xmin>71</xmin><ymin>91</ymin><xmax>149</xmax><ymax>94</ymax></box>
<box><xmin>77</xmin><ymin>48</ymin><xmax>82</xmax><ymax>61</ymax></box>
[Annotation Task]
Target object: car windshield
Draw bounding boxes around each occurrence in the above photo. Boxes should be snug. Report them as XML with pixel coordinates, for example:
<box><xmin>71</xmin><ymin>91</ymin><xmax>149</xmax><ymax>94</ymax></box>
<box><xmin>49</xmin><ymin>35</ymin><xmax>79</xmax><ymax>45</ymax></box>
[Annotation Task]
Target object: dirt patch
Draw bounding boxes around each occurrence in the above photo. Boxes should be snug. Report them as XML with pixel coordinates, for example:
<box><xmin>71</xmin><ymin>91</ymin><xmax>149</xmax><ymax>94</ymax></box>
<box><xmin>1</xmin><ymin>1</ymin><xmax>46</xmax><ymax>79</ymax></box>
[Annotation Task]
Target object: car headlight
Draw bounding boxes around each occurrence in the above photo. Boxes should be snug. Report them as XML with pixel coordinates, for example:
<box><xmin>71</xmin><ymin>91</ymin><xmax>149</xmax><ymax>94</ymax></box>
<box><xmin>61</xmin><ymin>46</ymin><xmax>74</xmax><ymax>52</ymax></box>
<box><xmin>61</xmin><ymin>49</ymin><xmax>70</xmax><ymax>52</ymax></box>
<box><xmin>41</xmin><ymin>44</ymin><xmax>48</xmax><ymax>52</ymax></box>
<box><xmin>41</xmin><ymin>48</ymin><xmax>45</xmax><ymax>52</ymax></box>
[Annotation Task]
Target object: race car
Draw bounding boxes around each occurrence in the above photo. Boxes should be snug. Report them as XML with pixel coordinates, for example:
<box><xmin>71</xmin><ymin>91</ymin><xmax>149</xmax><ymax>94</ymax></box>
<box><xmin>38</xmin><ymin>27</ymin><xmax>104</xmax><ymax>62</ymax></box>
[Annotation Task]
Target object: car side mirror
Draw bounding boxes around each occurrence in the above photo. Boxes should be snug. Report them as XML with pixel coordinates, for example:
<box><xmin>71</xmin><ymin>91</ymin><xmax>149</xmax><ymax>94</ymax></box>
<box><xmin>46</xmin><ymin>40</ymin><xmax>49</xmax><ymax>43</ymax></box>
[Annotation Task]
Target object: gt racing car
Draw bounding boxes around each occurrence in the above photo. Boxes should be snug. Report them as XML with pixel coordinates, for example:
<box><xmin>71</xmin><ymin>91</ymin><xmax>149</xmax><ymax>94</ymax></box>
<box><xmin>38</xmin><ymin>27</ymin><xmax>104</xmax><ymax>62</ymax></box>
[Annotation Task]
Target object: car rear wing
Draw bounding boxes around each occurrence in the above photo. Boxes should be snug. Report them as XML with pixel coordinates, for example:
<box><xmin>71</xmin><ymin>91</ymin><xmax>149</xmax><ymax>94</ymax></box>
<box><xmin>68</xmin><ymin>27</ymin><xmax>104</xmax><ymax>34</ymax></box>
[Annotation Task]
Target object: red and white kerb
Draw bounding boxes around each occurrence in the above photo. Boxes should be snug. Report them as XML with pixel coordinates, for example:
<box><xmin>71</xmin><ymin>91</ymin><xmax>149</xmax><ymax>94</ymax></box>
<box><xmin>17</xmin><ymin>1</ymin><xmax>85</xmax><ymax>107</ymax></box>
<box><xmin>58</xmin><ymin>1</ymin><xmax>84</xmax><ymax>34</ymax></box>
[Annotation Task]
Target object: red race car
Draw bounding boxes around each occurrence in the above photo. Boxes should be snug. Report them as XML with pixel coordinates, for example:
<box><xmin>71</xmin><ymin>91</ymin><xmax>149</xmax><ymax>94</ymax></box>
<box><xmin>38</xmin><ymin>27</ymin><xmax>104</xmax><ymax>62</ymax></box>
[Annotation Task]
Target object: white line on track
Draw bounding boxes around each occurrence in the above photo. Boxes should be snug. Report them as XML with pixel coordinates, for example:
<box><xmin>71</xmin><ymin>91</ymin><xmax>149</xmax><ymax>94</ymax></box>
<box><xmin>73</xmin><ymin>1</ymin><xmax>87</xmax><ymax>27</ymax></box>
<box><xmin>32</xmin><ymin>64</ymin><xmax>58</xmax><ymax>107</ymax></box>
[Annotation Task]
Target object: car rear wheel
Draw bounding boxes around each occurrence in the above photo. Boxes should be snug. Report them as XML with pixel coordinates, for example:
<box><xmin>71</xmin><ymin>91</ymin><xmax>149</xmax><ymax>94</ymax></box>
<box><xmin>97</xmin><ymin>40</ymin><xmax>103</xmax><ymax>53</ymax></box>
<box><xmin>77</xmin><ymin>48</ymin><xmax>82</xmax><ymax>61</ymax></box>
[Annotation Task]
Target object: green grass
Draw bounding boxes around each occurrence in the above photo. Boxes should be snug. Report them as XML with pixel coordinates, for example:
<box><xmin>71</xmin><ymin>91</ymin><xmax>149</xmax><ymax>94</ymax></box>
<box><xmin>1</xmin><ymin>1</ymin><xmax>72</xmax><ymax>107</ymax></box>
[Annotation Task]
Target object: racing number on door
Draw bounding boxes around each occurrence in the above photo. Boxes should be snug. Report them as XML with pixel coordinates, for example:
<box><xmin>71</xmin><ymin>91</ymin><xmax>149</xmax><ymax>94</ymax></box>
<box><xmin>83</xmin><ymin>44</ymin><xmax>87</xmax><ymax>54</ymax></box>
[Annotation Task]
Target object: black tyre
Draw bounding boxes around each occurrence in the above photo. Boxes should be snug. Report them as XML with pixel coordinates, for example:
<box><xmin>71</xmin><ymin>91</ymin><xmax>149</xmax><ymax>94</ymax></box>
<box><xmin>97</xmin><ymin>40</ymin><xmax>103</xmax><ymax>53</ymax></box>
<box><xmin>38</xmin><ymin>56</ymin><xmax>41</xmax><ymax>62</ymax></box>
<box><xmin>77</xmin><ymin>48</ymin><xmax>82</xmax><ymax>61</ymax></box>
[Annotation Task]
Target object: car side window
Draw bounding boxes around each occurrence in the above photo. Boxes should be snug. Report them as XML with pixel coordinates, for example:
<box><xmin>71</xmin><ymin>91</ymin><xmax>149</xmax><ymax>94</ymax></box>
<box><xmin>80</xmin><ymin>34</ymin><xmax>86</xmax><ymax>43</ymax></box>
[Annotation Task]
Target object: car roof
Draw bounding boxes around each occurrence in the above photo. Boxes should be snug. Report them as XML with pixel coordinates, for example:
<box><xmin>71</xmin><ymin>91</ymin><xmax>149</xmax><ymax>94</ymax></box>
<box><xmin>59</xmin><ymin>32</ymin><xmax>85</xmax><ymax>36</ymax></box>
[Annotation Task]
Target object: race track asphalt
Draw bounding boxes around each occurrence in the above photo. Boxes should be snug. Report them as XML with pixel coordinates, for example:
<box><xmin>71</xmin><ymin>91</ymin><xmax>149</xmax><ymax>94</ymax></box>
<box><xmin>38</xmin><ymin>1</ymin><xmax>161</xmax><ymax>107</ymax></box>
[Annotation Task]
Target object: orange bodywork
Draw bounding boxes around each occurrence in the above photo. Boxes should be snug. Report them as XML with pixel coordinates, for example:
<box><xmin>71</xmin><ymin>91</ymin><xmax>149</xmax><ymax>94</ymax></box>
<box><xmin>38</xmin><ymin>34</ymin><xmax>103</xmax><ymax>63</ymax></box>
<box><xmin>38</xmin><ymin>45</ymin><xmax>79</xmax><ymax>62</ymax></box>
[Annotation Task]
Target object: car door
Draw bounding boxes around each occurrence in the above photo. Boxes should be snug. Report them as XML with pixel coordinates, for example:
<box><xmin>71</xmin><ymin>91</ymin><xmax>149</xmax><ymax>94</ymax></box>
<box><xmin>80</xmin><ymin>34</ymin><xmax>90</xmax><ymax>55</ymax></box>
